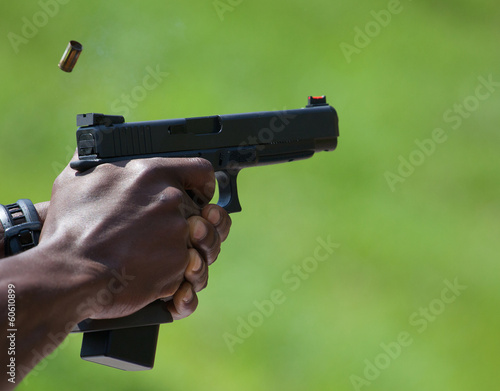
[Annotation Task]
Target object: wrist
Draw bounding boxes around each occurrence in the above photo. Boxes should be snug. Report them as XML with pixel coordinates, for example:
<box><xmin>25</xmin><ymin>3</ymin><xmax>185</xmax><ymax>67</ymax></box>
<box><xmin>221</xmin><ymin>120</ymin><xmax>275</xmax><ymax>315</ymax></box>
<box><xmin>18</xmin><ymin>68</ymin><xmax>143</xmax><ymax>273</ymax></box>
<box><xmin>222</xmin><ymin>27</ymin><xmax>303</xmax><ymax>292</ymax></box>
<box><xmin>0</xmin><ymin>242</ymin><xmax>110</xmax><ymax>379</ymax></box>
<box><xmin>4</xmin><ymin>241</ymin><xmax>109</xmax><ymax>327</ymax></box>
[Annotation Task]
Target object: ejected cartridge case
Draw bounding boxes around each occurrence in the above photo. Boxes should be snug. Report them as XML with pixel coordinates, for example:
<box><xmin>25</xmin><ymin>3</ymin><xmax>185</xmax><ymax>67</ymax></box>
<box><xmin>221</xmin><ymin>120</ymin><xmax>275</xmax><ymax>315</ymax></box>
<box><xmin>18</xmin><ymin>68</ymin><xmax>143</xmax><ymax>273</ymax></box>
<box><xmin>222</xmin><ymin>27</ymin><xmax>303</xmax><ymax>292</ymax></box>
<box><xmin>58</xmin><ymin>40</ymin><xmax>82</xmax><ymax>72</ymax></box>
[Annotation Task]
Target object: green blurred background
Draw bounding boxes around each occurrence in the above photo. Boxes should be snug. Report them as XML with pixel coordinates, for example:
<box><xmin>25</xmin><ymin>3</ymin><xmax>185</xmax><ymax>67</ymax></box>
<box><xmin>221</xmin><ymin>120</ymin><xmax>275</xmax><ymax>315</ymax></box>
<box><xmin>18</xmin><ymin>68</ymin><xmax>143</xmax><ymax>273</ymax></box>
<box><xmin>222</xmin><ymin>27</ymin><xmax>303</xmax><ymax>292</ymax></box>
<box><xmin>2</xmin><ymin>0</ymin><xmax>499</xmax><ymax>390</ymax></box>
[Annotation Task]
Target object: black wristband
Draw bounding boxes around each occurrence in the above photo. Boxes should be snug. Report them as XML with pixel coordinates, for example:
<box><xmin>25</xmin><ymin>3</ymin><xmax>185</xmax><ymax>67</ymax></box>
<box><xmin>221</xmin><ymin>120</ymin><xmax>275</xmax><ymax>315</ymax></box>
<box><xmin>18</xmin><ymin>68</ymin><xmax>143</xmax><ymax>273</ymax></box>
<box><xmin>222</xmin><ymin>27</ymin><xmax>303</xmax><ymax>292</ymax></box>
<box><xmin>0</xmin><ymin>199</ymin><xmax>41</xmax><ymax>256</ymax></box>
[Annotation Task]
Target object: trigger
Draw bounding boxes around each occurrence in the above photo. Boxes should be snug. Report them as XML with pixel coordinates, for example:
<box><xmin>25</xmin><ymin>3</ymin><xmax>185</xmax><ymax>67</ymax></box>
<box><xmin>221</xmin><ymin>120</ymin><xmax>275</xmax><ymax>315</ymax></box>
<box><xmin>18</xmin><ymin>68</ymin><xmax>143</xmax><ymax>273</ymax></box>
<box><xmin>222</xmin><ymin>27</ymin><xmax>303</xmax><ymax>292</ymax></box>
<box><xmin>215</xmin><ymin>170</ymin><xmax>242</xmax><ymax>213</ymax></box>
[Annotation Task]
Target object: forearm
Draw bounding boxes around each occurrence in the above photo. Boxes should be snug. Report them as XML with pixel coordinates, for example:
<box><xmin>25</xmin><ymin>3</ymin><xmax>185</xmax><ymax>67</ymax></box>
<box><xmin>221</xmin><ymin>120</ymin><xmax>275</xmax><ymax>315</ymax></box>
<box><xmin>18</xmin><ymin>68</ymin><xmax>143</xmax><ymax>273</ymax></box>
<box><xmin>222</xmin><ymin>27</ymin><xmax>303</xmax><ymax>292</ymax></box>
<box><xmin>0</xmin><ymin>242</ymin><xmax>106</xmax><ymax>388</ymax></box>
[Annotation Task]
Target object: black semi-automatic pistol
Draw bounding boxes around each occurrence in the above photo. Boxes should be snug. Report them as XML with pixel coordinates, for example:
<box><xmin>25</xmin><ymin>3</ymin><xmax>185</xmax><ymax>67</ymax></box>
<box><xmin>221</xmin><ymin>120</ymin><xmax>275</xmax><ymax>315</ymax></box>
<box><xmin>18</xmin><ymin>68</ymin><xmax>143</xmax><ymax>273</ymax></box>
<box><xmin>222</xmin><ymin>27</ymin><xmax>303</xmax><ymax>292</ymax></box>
<box><xmin>70</xmin><ymin>96</ymin><xmax>339</xmax><ymax>371</ymax></box>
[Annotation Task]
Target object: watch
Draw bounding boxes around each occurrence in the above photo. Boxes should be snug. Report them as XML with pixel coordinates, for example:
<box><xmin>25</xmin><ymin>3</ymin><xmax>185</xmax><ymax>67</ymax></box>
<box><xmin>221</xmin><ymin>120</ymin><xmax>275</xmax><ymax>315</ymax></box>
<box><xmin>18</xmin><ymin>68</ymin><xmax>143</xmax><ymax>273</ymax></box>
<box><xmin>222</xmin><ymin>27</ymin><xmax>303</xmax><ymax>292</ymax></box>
<box><xmin>0</xmin><ymin>199</ymin><xmax>41</xmax><ymax>256</ymax></box>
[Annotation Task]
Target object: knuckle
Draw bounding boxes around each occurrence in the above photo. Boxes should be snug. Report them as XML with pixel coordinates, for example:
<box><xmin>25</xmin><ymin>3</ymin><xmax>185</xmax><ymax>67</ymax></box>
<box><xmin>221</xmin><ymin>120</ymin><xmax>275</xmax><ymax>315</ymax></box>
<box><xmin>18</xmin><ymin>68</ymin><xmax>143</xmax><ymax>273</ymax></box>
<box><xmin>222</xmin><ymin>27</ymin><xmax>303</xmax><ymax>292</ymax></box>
<box><xmin>128</xmin><ymin>157</ymin><xmax>178</xmax><ymax>185</ymax></box>
<box><xmin>157</xmin><ymin>186</ymin><xmax>185</xmax><ymax>207</ymax></box>
<box><xmin>194</xmin><ymin>271</ymin><xmax>209</xmax><ymax>292</ymax></box>
<box><xmin>129</xmin><ymin>158</ymin><xmax>162</xmax><ymax>181</ymax></box>
<box><xmin>186</xmin><ymin>298</ymin><xmax>198</xmax><ymax>315</ymax></box>
<box><xmin>206</xmin><ymin>245</ymin><xmax>221</xmax><ymax>265</ymax></box>
<box><xmin>127</xmin><ymin>158</ymin><xmax>151</xmax><ymax>173</ymax></box>
<box><xmin>199</xmin><ymin>275</ymin><xmax>209</xmax><ymax>291</ymax></box>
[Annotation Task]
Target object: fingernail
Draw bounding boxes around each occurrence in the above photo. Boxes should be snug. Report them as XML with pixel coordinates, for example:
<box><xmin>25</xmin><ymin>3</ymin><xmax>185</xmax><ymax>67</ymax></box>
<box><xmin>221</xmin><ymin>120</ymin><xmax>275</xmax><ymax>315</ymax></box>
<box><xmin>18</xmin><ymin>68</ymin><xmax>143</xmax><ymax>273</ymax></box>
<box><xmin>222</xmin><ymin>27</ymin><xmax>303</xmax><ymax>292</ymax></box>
<box><xmin>207</xmin><ymin>207</ymin><xmax>221</xmax><ymax>225</ymax></box>
<box><xmin>183</xmin><ymin>286</ymin><xmax>194</xmax><ymax>303</ymax></box>
<box><xmin>193</xmin><ymin>220</ymin><xmax>208</xmax><ymax>240</ymax></box>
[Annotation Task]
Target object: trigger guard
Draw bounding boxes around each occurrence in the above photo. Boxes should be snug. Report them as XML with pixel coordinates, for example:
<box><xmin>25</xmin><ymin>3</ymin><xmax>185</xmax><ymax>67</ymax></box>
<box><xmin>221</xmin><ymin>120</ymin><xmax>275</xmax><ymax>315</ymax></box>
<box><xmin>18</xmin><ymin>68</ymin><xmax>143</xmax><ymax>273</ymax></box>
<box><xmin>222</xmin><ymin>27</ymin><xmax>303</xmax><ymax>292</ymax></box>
<box><xmin>215</xmin><ymin>170</ymin><xmax>242</xmax><ymax>213</ymax></box>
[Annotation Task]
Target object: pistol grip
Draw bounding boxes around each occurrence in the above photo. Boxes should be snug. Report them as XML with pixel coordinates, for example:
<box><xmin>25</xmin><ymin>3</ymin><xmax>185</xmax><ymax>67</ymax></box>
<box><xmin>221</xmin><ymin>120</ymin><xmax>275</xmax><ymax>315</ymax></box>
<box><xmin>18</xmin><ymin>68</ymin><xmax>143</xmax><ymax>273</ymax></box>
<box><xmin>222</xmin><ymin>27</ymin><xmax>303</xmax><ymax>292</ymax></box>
<box><xmin>215</xmin><ymin>170</ymin><xmax>242</xmax><ymax>213</ymax></box>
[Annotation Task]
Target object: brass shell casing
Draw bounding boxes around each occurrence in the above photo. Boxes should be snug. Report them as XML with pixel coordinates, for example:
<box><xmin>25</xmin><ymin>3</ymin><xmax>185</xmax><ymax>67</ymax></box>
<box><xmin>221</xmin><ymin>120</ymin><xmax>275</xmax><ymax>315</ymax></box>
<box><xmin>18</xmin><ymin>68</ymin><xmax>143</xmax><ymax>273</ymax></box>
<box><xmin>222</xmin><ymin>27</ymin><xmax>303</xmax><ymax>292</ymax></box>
<box><xmin>58</xmin><ymin>40</ymin><xmax>82</xmax><ymax>72</ymax></box>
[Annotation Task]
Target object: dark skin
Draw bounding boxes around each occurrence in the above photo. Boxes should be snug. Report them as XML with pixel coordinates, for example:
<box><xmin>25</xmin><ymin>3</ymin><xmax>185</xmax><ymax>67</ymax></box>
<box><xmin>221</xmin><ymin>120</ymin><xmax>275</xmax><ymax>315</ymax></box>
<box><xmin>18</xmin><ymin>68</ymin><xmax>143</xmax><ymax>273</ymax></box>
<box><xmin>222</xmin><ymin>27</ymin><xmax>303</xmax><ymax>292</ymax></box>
<box><xmin>0</xmin><ymin>156</ymin><xmax>231</xmax><ymax>389</ymax></box>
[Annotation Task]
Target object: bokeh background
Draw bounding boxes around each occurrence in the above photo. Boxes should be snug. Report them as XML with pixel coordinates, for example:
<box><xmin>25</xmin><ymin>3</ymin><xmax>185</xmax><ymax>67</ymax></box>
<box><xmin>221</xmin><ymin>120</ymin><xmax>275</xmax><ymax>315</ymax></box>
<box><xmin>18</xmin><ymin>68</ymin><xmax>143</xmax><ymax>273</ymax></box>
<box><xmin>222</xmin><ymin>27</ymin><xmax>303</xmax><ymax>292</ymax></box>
<box><xmin>2</xmin><ymin>0</ymin><xmax>499</xmax><ymax>390</ymax></box>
